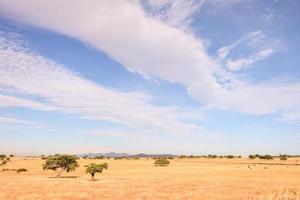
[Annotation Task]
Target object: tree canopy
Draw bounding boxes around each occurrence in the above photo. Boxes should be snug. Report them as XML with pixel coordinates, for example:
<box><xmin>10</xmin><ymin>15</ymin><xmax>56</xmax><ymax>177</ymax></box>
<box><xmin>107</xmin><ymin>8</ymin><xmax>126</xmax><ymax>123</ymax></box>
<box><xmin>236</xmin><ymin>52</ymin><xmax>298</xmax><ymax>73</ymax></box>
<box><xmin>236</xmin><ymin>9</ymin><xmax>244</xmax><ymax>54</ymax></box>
<box><xmin>0</xmin><ymin>154</ymin><xmax>8</xmax><ymax>166</ymax></box>
<box><xmin>42</xmin><ymin>154</ymin><xmax>79</xmax><ymax>177</ymax></box>
<box><xmin>85</xmin><ymin>163</ymin><xmax>108</xmax><ymax>181</ymax></box>
<box><xmin>154</xmin><ymin>158</ymin><xmax>170</xmax><ymax>166</ymax></box>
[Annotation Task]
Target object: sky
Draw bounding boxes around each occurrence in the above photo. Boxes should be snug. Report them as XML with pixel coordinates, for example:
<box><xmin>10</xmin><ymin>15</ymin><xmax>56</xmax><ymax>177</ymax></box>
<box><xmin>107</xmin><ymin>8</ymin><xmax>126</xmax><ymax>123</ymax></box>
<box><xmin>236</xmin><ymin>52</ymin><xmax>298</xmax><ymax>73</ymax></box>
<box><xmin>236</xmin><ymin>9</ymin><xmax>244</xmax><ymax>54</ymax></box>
<box><xmin>0</xmin><ymin>0</ymin><xmax>299</xmax><ymax>155</ymax></box>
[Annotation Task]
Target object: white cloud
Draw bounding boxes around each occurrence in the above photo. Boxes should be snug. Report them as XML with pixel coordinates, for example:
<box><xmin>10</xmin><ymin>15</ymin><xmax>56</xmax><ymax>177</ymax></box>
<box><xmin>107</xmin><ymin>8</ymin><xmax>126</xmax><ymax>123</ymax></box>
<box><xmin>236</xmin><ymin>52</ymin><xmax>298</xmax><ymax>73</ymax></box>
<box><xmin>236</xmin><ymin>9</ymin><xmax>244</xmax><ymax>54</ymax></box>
<box><xmin>226</xmin><ymin>47</ymin><xmax>275</xmax><ymax>71</ymax></box>
<box><xmin>208</xmin><ymin>80</ymin><xmax>300</xmax><ymax>115</ymax></box>
<box><xmin>216</xmin><ymin>30</ymin><xmax>281</xmax><ymax>71</ymax></box>
<box><xmin>0</xmin><ymin>32</ymin><xmax>201</xmax><ymax>135</ymax></box>
<box><xmin>0</xmin><ymin>94</ymin><xmax>55</xmax><ymax>111</ymax></box>
<box><xmin>262</xmin><ymin>8</ymin><xmax>274</xmax><ymax>22</ymax></box>
<box><xmin>278</xmin><ymin>107</ymin><xmax>300</xmax><ymax>123</ymax></box>
<box><xmin>217</xmin><ymin>30</ymin><xmax>272</xmax><ymax>62</ymax></box>
<box><xmin>145</xmin><ymin>0</ymin><xmax>205</xmax><ymax>30</ymax></box>
<box><xmin>0</xmin><ymin>116</ymin><xmax>35</xmax><ymax>126</ymax></box>
<box><xmin>0</xmin><ymin>115</ymin><xmax>45</xmax><ymax>130</ymax></box>
<box><xmin>0</xmin><ymin>0</ymin><xmax>300</xmax><ymax>119</ymax></box>
<box><xmin>83</xmin><ymin>130</ymin><xmax>128</xmax><ymax>137</ymax></box>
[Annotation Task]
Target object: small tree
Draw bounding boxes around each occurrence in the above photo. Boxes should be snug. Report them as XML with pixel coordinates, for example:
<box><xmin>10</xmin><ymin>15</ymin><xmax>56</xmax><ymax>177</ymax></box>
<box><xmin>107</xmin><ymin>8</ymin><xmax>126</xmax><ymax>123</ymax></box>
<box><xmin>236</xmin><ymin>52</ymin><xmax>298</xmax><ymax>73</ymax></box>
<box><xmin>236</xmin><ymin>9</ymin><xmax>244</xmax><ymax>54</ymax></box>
<box><xmin>249</xmin><ymin>155</ymin><xmax>256</xmax><ymax>159</ymax></box>
<box><xmin>0</xmin><ymin>159</ymin><xmax>7</xmax><ymax>166</ymax></box>
<box><xmin>94</xmin><ymin>155</ymin><xmax>105</xmax><ymax>159</ymax></box>
<box><xmin>43</xmin><ymin>154</ymin><xmax>79</xmax><ymax>177</ymax></box>
<box><xmin>41</xmin><ymin>155</ymin><xmax>47</xmax><ymax>160</ymax></box>
<box><xmin>17</xmin><ymin>168</ymin><xmax>28</xmax><ymax>173</ymax></box>
<box><xmin>154</xmin><ymin>158</ymin><xmax>170</xmax><ymax>166</ymax></box>
<box><xmin>280</xmin><ymin>157</ymin><xmax>287</xmax><ymax>161</ymax></box>
<box><xmin>85</xmin><ymin>163</ymin><xmax>108</xmax><ymax>181</ymax></box>
<box><xmin>0</xmin><ymin>154</ymin><xmax>8</xmax><ymax>166</ymax></box>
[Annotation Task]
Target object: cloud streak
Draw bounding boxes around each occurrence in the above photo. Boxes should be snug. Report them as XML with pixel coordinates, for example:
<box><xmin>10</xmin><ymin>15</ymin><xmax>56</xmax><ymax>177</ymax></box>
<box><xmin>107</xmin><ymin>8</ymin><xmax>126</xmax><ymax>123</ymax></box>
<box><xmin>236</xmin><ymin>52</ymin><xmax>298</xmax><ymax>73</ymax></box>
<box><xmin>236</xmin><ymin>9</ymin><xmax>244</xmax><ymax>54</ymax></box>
<box><xmin>0</xmin><ymin>32</ymin><xmax>201</xmax><ymax>135</ymax></box>
<box><xmin>0</xmin><ymin>116</ymin><xmax>36</xmax><ymax>126</ymax></box>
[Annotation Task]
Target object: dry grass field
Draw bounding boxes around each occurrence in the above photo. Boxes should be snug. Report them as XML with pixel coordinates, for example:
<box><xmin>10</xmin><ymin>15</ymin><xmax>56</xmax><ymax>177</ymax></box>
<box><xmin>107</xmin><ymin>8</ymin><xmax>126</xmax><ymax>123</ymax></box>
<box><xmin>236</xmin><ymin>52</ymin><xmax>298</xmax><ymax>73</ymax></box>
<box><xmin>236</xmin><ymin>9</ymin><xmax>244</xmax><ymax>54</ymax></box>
<box><xmin>1</xmin><ymin>157</ymin><xmax>300</xmax><ymax>200</ymax></box>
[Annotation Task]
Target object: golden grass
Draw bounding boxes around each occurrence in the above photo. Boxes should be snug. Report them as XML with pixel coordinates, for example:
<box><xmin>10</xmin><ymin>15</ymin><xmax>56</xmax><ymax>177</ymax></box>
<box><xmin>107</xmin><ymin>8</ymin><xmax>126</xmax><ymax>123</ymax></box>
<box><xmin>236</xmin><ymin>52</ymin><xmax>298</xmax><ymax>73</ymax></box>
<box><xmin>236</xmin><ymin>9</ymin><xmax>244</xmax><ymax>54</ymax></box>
<box><xmin>1</xmin><ymin>157</ymin><xmax>299</xmax><ymax>200</ymax></box>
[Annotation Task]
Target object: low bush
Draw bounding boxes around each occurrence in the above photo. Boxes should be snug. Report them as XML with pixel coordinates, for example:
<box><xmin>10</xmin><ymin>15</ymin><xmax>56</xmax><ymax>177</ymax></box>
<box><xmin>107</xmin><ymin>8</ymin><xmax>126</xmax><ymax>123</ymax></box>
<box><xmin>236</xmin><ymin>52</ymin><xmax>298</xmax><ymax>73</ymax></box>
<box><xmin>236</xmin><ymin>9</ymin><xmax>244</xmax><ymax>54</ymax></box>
<box><xmin>41</xmin><ymin>155</ymin><xmax>47</xmax><ymax>160</ymax></box>
<box><xmin>0</xmin><ymin>160</ymin><xmax>7</xmax><ymax>166</ymax></box>
<box><xmin>258</xmin><ymin>155</ymin><xmax>273</xmax><ymax>160</ymax></box>
<box><xmin>94</xmin><ymin>156</ymin><xmax>105</xmax><ymax>159</ymax></box>
<box><xmin>17</xmin><ymin>168</ymin><xmax>28</xmax><ymax>173</ymax></box>
<box><xmin>154</xmin><ymin>158</ymin><xmax>170</xmax><ymax>166</ymax></box>
<box><xmin>280</xmin><ymin>157</ymin><xmax>287</xmax><ymax>161</ymax></box>
<box><xmin>248</xmin><ymin>155</ymin><xmax>256</xmax><ymax>159</ymax></box>
<box><xmin>0</xmin><ymin>155</ymin><xmax>9</xmax><ymax>166</ymax></box>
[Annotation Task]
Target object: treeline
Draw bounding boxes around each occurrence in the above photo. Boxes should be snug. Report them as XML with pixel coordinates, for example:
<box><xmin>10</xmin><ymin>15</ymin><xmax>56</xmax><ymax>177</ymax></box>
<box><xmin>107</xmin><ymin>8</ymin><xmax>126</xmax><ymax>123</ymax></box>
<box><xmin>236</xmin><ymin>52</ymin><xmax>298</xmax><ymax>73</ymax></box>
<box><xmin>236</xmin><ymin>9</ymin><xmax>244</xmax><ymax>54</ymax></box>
<box><xmin>248</xmin><ymin>154</ymin><xmax>296</xmax><ymax>160</ymax></box>
<box><xmin>177</xmin><ymin>155</ymin><xmax>241</xmax><ymax>159</ymax></box>
<box><xmin>80</xmin><ymin>155</ymin><xmax>241</xmax><ymax>160</ymax></box>
<box><xmin>2</xmin><ymin>153</ymin><xmax>299</xmax><ymax>161</ymax></box>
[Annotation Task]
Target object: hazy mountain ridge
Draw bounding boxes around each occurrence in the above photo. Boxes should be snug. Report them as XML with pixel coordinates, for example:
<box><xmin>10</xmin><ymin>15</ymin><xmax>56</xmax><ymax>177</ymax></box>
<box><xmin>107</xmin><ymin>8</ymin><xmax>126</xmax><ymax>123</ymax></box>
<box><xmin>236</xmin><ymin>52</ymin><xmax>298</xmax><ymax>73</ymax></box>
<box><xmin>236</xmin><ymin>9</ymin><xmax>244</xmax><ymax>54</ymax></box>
<box><xmin>78</xmin><ymin>152</ymin><xmax>176</xmax><ymax>158</ymax></box>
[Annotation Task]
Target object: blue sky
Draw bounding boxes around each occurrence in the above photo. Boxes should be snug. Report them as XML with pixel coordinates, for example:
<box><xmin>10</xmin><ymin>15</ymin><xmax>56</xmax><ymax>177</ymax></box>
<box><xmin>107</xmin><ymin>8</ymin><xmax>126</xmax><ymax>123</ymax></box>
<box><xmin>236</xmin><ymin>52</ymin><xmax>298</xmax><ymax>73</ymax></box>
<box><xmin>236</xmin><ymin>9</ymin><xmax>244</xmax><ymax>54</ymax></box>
<box><xmin>0</xmin><ymin>0</ymin><xmax>299</xmax><ymax>155</ymax></box>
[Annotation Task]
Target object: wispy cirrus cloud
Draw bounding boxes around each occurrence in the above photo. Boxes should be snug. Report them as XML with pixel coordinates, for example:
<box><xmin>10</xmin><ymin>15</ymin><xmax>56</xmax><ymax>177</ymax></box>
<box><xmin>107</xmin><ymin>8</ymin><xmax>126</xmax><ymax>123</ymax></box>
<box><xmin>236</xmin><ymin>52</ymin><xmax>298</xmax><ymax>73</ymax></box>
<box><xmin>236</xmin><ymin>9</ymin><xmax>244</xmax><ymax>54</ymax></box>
<box><xmin>225</xmin><ymin>47</ymin><xmax>275</xmax><ymax>71</ymax></box>
<box><xmin>0</xmin><ymin>116</ymin><xmax>35</xmax><ymax>126</ymax></box>
<box><xmin>278</xmin><ymin>107</ymin><xmax>300</xmax><ymax>123</ymax></box>
<box><xmin>0</xmin><ymin>32</ymin><xmax>201</xmax><ymax>135</ymax></box>
<box><xmin>0</xmin><ymin>115</ymin><xmax>45</xmax><ymax>130</ymax></box>
<box><xmin>144</xmin><ymin>0</ymin><xmax>205</xmax><ymax>30</ymax></box>
<box><xmin>217</xmin><ymin>30</ymin><xmax>280</xmax><ymax>71</ymax></box>
<box><xmin>83</xmin><ymin>130</ymin><xmax>128</xmax><ymax>137</ymax></box>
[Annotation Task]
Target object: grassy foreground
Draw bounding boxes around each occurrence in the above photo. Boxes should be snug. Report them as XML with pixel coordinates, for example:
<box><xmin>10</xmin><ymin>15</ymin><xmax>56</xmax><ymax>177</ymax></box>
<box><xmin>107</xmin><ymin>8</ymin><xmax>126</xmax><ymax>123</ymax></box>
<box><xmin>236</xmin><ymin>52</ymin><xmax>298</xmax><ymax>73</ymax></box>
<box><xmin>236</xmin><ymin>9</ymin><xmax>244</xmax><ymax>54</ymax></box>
<box><xmin>1</xmin><ymin>157</ymin><xmax>299</xmax><ymax>199</ymax></box>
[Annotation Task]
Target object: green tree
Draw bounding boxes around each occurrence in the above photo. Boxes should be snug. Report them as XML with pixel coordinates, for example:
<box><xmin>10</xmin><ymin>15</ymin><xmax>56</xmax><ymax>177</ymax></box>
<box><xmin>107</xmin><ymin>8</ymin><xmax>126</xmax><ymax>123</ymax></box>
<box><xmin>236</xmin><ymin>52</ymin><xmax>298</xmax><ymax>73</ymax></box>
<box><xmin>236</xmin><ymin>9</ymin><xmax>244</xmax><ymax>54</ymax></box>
<box><xmin>154</xmin><ymin>158</ymin><xmax>170</xmax><ymax>166</ymax></box>
<box><xmin>258</xmin><ymin>155</ymin><xmax>273</xmax><ymax>160</ymax></box>
<box><xmin>85</xmin><ymin>163</ymin><xmax>108</xmax><ymax>181</ymax></box>
<box><xmin>94</xmin><ymin>155</ymin><xmax>105</xmax><ymax>159</ymax></box>
<box><xmin>279</xmin><ymin>154</ymin><xmax>288</xmax><ymax>161</ymax></box>
<box><xmin>248</xmin><ymin>155</ymin><xmax>256</xmax><ymax>159</ymax></box>
<box><xmin>280</xmin><ymin>157</ymin><xmax>287</xmax><ymax>161</ymax></box>
<box><xmin>42</xmin><ymin>154</ymin><xmax>79</xmax><ymax>177</ymax></box>
<box><xmin>0</xmin><ymin>154</ymin><xmax>8</xmax><ymax>166</ymax></box>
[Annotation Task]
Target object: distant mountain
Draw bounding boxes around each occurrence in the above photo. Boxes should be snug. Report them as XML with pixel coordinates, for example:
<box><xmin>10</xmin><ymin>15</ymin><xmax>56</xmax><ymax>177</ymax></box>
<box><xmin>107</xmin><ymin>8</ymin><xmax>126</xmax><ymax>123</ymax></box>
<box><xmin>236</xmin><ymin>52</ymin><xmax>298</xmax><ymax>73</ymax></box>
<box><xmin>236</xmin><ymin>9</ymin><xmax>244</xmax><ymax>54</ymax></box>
<box><xmin>78</xmin><ymin>152</ymin><xmax>130</xmax><ymax>158</ymax></box>
<box><xmin>133</xmin><ymin>153</ymin><xmax>176</xmax><ymax>158</ymax></box>
<box><xmin>78</xmin><ymin>152</ymin><xmax>177</xmax><ymax>158</ymax></box>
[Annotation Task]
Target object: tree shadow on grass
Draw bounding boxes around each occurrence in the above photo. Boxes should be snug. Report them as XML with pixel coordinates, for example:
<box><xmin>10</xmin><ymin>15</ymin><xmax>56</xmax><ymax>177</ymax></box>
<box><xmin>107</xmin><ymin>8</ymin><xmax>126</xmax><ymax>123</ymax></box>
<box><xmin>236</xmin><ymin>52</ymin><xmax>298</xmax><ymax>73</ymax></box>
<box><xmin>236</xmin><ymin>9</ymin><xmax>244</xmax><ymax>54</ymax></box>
<box><xmin>48</xmin><ymin>176</ymin><xmax>79</xmax><ymax>178</ymax></box>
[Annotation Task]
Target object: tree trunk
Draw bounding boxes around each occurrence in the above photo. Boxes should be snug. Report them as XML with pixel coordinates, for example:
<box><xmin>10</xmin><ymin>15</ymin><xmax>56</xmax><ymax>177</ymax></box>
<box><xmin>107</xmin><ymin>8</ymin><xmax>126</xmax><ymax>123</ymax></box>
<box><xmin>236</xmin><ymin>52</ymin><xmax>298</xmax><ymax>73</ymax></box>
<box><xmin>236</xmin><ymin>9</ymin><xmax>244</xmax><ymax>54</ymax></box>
<box><xmin>57</xmin><ymin>169</ymin><xmax>64</xmax><ymax>178</ymax></box>
<box><xmin>91</xmin><ymin>173</ymin><xmax>95</xmax><ymax>181</ymax></box>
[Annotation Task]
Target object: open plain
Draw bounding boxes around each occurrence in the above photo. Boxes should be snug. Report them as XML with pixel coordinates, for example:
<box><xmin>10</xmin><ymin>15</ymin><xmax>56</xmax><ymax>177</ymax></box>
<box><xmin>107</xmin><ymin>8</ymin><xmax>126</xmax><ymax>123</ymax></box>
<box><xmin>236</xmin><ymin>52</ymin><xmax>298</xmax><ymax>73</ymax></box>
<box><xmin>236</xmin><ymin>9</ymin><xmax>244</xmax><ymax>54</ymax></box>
<box><xmin>1</xmin><ymin>157</ymin><xmax>299</xmax><ymax>200</ymax></box>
